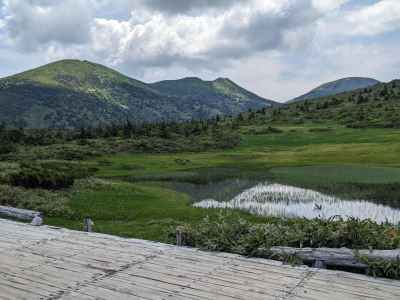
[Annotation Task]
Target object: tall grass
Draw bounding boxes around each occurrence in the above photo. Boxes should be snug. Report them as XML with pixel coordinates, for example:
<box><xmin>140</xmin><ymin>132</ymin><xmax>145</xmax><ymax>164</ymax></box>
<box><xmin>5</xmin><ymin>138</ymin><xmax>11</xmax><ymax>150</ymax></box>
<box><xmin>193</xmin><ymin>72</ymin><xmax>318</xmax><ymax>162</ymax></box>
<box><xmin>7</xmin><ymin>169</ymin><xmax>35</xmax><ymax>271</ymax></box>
<box><xmin>171</xmin><ymin>213</ymin><xmax>400</xmax><ymax>279</ymax></box>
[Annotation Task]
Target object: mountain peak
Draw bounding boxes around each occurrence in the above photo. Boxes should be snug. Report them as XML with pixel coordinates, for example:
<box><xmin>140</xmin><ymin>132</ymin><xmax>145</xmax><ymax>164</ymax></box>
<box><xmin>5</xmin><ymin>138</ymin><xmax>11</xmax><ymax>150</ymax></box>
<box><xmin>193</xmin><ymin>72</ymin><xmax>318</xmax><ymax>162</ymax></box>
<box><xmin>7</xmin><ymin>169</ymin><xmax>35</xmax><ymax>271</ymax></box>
<box><xmin>150</xmin><ymin>76</ymin><xmax>275</xmax><ymax>106</ymax></box>
<box><xmin>289</xmin><ymin>77</ymin><xmax>380</xmax><ymax>103</ymax></box>
<box><xmin>2</xmin><ymin>59</ymin><xmax>151</xmax><ymax>93</ymax></box>
<box><xmin>214</xmin><ymin>77</ymin><xmax>231</xmax><ymax>82</ymax></box>
<box><xmin>181</xmin><ymin>76</ymin><xmax>203</xmax><ymax>81</ymax></box>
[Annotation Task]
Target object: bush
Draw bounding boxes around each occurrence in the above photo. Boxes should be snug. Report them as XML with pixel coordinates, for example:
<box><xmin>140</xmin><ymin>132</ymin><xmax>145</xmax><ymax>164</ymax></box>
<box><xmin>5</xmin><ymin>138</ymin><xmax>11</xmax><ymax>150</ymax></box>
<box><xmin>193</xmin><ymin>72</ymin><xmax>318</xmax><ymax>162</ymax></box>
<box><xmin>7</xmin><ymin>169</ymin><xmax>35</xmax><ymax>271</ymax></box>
<box><xmin>10</xmin><ymin>163</ymin><xmax>75</xmax><ymax>190</ymax></box>
<box><xmin>0</xmin><ymin>184</ymin><xmax>73</xmax><ymax>217</ymax></box>
<box><xmin>0</xmin><ymin>143</ymin><xmax>17</xmax><ymax>155</ymax></box>
<box><xmin>214</xmin><ymin>131</ymin><xmax>241</xmax><ymax>149</ymax></box>
<box><xmin>247</xmin><ymin>126</ymin><xmax>283</xmax><ymax>135</ymax></box>
<box><xmin>308</xmin><ymin>128</ymin><xmax>333</xmax><ymax>132</ymax></box>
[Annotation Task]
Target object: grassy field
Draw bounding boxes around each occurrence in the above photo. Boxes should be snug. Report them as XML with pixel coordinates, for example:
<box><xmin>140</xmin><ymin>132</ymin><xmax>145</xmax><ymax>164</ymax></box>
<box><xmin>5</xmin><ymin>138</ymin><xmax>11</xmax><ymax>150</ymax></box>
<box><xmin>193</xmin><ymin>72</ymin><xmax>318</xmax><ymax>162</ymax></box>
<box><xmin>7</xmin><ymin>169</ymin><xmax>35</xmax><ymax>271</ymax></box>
<box><xmin>45</xmin><ymin>179</ymin><xmax>264</xmax><ymax>241</ymax></box>
<box><xmin>94</xmin><ymin>125</ymin><xmax>400</xmax><ymax>180</ymax></box>
<box><xmin>5</xmin><ymin>124</ymin><xmax>400</xmax><ymax>242</ymax></box>
<box><xmin>270</xmin><ymin>165</ymin><xmax>400</xmax><ymax>184</ymax></box>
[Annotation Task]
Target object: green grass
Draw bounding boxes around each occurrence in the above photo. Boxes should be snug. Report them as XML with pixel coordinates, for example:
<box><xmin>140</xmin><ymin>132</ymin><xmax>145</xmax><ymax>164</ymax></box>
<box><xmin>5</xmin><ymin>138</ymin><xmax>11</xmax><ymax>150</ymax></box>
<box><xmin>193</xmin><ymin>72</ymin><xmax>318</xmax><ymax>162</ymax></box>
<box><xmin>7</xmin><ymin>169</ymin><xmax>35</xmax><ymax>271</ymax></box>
<box><xmin>93</xmin><ymin>126</ymin><xmax>400</xmax><ymax>182</ymax></box>
<box><xmin>270</xmin><ymin>165</ymin><xmax>400</xmax><ymax>184</ymax></box>
<box><xmin>46</xmin><ymin>179</ymin><xmax>263</xmax><ymax>241</ymax></box>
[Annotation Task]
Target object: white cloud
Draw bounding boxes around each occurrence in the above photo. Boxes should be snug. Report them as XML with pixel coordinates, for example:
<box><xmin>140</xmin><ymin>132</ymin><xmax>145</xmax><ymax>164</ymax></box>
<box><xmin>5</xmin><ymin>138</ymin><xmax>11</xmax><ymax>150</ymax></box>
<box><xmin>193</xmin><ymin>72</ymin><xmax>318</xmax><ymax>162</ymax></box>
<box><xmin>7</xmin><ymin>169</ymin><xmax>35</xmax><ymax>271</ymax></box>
<box><xmin>312</xmin><ymin>0</ymin><xmax>350</xmax><ymax>12</ymax></box>
<box><xmin>89</xmin><ymin>0</ymin><xmax>318</xmax><ymax>71</ymax></box>
<box><xmin>0</xmin><ymin>0</ymin><xmax>399</xmax><ymax>101</ymax></box>
<box><xmin>346</xmin><ymin>0</ymin><xmax>400</xmax><ymax>35</ymax></box>
<box><xmin>4</xmin><ymin>0</ymin><xmax>94</xmax><ymax>51</ymax></box>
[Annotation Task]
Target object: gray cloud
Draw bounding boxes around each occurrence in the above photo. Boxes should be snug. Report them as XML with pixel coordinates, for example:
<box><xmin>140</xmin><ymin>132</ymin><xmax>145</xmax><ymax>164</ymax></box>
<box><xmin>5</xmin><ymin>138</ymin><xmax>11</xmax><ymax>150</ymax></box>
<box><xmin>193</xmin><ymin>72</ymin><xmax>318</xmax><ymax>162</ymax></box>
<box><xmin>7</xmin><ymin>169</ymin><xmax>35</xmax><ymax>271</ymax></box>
<box><xmin>141</xmin><ymin>0</ymin><xmax>243</xmax><ymax>14</ymax></box>
<box><xmin>90</xmin><ymin>0</ymin><xmax>320</xmax><ymax>76</ymax></box>
<box><xmin>5</xmin><ymin>0</ymin><xmax>93</xmax><ymax>51</ymax></box>
<box><xmin>0</xmin><ymin>0</ymin><xmax>5</xmax><ymax>16</ymax></box>
<box><xmin>213</xmin><ymin>0</ymin><xmax>319</xmax><ymax>58</ymax></box>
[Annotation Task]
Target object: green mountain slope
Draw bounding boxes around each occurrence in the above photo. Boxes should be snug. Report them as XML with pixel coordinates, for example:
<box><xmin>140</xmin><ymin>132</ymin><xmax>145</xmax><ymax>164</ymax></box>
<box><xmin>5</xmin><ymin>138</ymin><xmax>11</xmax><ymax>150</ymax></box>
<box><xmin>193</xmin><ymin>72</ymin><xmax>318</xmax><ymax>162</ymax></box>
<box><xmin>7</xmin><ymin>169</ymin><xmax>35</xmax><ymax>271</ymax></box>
<box><xmin>150</xmin><ymin>77</ymin><xmax>274</xmax><ymax>104</ymax></box>
<box><xmin>243</xmin><ymin>80</ymin><xmax>400</xmax><ymax>128</ymax></box>
<box><xmin>150</xmin><ymin>77</ymin><xmax>276</xmax><ymax>115</ymax></box>
<box><xmin>0</xmin><ymin>60</ymin><xmax>275</xmax><ymax>128</ymax></box>
<box><xmin>289</xmin><ymin>77</ymin><xmax>380</xmax><ymax>103</ymax></box>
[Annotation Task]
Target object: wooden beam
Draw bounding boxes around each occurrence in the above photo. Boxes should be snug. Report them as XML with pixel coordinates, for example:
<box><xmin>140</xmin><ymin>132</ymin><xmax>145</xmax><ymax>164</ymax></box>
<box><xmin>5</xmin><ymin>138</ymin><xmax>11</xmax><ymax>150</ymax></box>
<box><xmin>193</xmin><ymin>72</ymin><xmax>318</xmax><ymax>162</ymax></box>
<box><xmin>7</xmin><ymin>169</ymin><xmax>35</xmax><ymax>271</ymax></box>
<box><xmin>0</xmin><ymin>205</ymin><xmax>39</xmax><ymax>221</ymax></box>
<box><xmin>270</xmin><ymin>246</ymin><xmax>400</xmax><ymax>269</ymax></box>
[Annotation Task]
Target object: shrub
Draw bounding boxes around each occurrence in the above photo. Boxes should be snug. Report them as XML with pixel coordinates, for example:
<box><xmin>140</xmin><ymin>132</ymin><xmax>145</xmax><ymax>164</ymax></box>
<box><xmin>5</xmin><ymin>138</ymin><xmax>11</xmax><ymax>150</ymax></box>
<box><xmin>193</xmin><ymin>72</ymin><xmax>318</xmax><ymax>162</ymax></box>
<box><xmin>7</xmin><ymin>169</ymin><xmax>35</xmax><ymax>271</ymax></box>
<box><xmin>10</xmin><ymin>163</ymin><xmax>74</xmax><ymax>190</ymax></box>
<box><xmin>308</xmin><ymin>128</ymin><xmax>333</xmax><ymax>132</ymax></box>
<box><xmin>247</xmin><ymin>126</ymin><xmax>283</xmax><ymax>135</ymax></box>
<box><xmin>0</xmin><ymin>143</ymin><xmax>17</xmax><ymax>155</ymax></box>
<box><xmin>214</xmin><ymin>131</ymin><xmax>241</xmax><ymax>149</ymax></box>
<box><xmin>0</xmin><ymin>184</ymin><xmax>73</xmax><ymax>217</ymax></box>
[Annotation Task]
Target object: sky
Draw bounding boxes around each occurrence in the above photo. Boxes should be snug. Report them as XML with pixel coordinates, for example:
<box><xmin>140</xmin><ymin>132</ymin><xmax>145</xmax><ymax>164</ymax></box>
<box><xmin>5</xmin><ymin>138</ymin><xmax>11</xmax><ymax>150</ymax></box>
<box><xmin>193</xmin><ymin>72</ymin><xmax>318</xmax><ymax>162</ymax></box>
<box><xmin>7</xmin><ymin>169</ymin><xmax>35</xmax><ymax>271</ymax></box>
<box><xmin>0</xmin><ymin>0</ymin><xmax>399</xmax><ymax>102</ymax></box>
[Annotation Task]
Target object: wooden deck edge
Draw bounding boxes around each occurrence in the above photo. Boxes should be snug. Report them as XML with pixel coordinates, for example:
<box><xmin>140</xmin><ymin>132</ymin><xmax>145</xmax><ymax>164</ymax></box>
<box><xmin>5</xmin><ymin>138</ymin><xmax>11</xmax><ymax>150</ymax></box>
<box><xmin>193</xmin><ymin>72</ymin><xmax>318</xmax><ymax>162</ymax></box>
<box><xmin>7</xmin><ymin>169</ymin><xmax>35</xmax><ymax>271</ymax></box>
<box><xmin>0</xmin><ymin>205</ymin><xmax>40</xmax><ymax>221</ymax></box>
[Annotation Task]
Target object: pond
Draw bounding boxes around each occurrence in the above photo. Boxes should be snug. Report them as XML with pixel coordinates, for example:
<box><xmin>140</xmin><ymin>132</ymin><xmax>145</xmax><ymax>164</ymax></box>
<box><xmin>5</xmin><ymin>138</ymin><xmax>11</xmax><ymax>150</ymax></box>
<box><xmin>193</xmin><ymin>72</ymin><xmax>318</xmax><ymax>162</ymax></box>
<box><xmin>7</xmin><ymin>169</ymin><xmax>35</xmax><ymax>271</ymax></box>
<box><xmin>172</xmin><ymin>179</ymin><xmax>400</xmax><ymax>224</ymax></box>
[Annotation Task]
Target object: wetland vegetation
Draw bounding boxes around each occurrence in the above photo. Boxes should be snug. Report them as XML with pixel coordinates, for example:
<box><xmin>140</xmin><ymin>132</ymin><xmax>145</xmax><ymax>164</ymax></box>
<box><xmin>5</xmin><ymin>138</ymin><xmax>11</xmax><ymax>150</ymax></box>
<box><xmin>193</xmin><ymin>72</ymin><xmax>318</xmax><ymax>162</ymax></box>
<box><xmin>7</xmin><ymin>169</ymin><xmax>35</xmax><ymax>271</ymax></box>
<box><xmin>2</xmin><ymin>122</ymin><xmax>400</xmax><ymax>237</ymax></box>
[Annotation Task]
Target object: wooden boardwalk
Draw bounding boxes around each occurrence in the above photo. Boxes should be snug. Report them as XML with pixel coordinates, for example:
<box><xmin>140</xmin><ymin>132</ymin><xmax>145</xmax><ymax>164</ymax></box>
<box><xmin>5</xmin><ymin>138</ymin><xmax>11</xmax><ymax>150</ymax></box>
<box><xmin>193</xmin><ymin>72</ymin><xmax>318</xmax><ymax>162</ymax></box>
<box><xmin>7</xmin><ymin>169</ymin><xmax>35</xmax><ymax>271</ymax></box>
<box><xmin>1</xmin><ymin>219</ymin><xmax>400</xmax><ymax>300</ymax></box>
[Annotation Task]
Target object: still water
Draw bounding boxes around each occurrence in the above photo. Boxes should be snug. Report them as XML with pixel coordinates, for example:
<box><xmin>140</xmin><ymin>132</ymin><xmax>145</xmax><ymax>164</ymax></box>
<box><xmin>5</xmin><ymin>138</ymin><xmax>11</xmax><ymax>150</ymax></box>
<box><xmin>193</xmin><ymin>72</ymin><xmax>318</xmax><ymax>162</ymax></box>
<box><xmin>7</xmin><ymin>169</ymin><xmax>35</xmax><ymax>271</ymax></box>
<box><xmin>174</xmin><ymin>179</ymin><xmax>400</xmax><ymax>224</ymax></box>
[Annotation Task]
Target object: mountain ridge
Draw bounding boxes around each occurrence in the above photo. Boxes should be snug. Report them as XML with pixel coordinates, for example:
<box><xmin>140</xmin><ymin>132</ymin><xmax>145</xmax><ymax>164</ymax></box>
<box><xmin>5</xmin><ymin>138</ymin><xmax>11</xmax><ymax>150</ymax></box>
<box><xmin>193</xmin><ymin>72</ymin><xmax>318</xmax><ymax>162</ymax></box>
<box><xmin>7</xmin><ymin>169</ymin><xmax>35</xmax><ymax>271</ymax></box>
<box><xmin>246</xmin><ymin>79</ymin><xmax>400</xmax><ymax>129</ymax></box>
<box><xmin>0</xmin><ymin>59</ymin><xmax>276</xmax><ymax>129</ymax></box>
<box><xmin>150</xmin><ymin>76</ymin><xmax>275</xmax><ymax>106</ymax></box>
<box><xmin>289</xmin><ymin>77</ymin><xmax>380</xmax><ymax>103</ymax></box>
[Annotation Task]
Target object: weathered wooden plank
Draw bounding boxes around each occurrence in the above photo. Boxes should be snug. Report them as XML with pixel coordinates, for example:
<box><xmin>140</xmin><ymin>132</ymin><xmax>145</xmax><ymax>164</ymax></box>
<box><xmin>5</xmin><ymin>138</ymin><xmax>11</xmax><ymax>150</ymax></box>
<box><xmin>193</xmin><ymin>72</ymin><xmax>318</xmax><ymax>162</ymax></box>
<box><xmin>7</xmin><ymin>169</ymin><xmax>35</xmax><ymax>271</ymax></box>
<box><xmin>119</xmin><ymin>266</ymin><xmax>289</xmax><ymax>299</ymax></box>
<box><xmin>270</xmin><ymin>246</ymin><xmax>400</xmax><ymax>269</ymax></box>
<box><xmin>1</xmin><ymin>219</ymin><xmax>400</xmax><ymax>300</ymax></box>
<box><xmin>137</xmin><ymin>257</ymin><xmax>303</xmax><ymax>293</ymax></box>
<box><xmin>0</xmin><ymin>206</ymin><xmax>39</xmax><ymax>221</ymax></box>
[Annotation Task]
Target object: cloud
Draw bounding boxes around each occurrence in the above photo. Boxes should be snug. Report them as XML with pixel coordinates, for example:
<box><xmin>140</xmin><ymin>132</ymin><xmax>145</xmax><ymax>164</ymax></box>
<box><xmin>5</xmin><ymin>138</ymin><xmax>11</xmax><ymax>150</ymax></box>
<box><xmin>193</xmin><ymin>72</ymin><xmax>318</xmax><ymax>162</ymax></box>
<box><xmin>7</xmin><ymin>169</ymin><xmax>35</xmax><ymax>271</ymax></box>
<box><xmin>312</xmin><ymin>0</ymin><xmax>350</xmax><ymax>12</ymax></box>
<box><xmin>140</xmin><ymin>0</ymin><xmax>243</xmax><ymax>14</ymax></box>
<box><xmin>216</xmin><ymin>1</ymin><xmax>318</xmax><ymax>54</ymax></box>
<box><xmin>90</xmin><ymin>0</ymin><xmax>319</xmax><ymax>72</ymax></box>
<box><xmin>346</xmin><ymin>0</ymin><xmax>400</xmax><ymax>35</ymax></box>
<box><xmin>4</xmin><ymin>0</ymin><xmax>93</xmax><ymax>51</ymax></box>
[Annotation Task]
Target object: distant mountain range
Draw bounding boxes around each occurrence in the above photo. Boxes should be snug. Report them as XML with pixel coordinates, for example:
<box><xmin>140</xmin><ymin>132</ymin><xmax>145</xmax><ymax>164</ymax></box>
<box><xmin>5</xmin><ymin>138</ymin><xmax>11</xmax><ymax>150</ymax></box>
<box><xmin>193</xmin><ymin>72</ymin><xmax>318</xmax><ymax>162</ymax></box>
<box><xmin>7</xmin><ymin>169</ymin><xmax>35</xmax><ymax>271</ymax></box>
<box><xmin>0</xmin><ymin>59</ymin><xmax>390</xmax><ymax>129</ymax></box>
<box><xmin>0</xmin><ymin>60</ymin><xmax>276</xmax><ymax>129</ymax></box>
<box><xmin>289</xmin><ymin>77</ymin><xmax>380</xmax><ymax>103</ymax></box>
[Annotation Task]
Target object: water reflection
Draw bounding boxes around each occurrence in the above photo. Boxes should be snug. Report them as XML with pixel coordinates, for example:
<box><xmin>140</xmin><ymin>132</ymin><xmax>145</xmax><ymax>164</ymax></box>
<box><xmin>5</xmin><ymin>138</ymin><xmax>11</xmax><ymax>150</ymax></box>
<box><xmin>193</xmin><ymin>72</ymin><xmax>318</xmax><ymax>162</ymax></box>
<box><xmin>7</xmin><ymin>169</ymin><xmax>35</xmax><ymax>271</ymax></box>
<box><xmin>193</xmin><ymin>182</ymin><xmax>400</xmax><ymax>224</ymax></box>
<box><xmin>171</xmin><ymin>178</ymin><xmax>261</xmax><ymax>202</ymax></box>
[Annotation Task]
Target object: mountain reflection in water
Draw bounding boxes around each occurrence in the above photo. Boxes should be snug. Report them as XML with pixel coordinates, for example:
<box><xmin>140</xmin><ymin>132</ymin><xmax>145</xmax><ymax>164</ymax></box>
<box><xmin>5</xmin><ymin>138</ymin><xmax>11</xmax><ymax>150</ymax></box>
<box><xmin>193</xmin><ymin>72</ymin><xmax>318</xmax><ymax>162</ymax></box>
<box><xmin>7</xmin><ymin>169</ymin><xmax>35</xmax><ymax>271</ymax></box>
<box><xmin>193</xmin><ymin>182</ymin><xmax>400</xmax><ymax>224</ymax></box>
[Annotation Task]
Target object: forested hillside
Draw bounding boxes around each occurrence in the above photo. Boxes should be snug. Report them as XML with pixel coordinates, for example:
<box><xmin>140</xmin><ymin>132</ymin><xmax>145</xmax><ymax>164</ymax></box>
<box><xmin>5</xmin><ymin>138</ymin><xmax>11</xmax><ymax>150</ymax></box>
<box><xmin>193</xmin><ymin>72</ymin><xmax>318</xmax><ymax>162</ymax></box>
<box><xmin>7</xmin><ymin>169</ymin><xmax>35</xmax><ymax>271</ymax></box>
<box><xmin>241</xmin><ymin>80</ymin><xmax>400</xmax><ymax>128</ymax></box>
<box><xmin>0</xmin><ymin>60</ymin><xmax>275</xmax><ymax>129</ymax></box>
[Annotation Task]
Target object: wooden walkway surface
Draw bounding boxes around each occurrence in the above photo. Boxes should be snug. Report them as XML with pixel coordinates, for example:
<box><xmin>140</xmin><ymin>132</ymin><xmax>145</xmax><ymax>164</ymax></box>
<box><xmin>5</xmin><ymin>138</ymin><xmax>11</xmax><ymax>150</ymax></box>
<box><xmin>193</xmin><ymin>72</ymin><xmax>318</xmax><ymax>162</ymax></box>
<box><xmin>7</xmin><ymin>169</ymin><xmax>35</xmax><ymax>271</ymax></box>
<box><xmin>1</xmin><ymin>219</ymin><xmax>400</xmax><ymax>300</ymax></box>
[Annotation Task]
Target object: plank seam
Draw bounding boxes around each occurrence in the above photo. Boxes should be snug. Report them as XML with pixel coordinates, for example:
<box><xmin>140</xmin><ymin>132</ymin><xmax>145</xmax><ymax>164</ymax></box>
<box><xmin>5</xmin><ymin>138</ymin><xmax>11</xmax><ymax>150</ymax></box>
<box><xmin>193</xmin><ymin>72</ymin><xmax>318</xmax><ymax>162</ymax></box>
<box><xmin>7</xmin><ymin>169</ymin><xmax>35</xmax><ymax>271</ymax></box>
<box><xmin>282</xmin><ymin>269</ymin><xmax>316</xmax><ymax>300</ymax></box>
<box><xmin>45</xmin><ymin>254</ymin><xmax>158</xmax><ymax>300</ymax></box>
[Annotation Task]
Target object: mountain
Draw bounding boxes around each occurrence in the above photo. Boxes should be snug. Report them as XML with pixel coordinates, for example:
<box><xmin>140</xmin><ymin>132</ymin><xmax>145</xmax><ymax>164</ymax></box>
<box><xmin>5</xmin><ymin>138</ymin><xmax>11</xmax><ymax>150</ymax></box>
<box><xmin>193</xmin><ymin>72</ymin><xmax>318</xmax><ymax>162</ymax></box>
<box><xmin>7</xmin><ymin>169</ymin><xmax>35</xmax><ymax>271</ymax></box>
<box><xmin>150</xmin><ymin>77</ymin><xmax>276</xmax><ymax>115</ymax></box>
<box><xmin>0</xmin><ymin>60</ymin><xmax>275</xmax><ymax>129</ymax></box>
<box><xmin>247</xmin><ymin>80</ymin><xmax>400</xmax><ymax>128</ymax></box>
<box><xmin>289</xmin><ymin>77</ymin><xmax>380</xmax><ymax>103</ymax></box>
